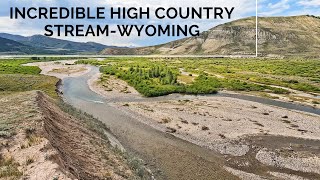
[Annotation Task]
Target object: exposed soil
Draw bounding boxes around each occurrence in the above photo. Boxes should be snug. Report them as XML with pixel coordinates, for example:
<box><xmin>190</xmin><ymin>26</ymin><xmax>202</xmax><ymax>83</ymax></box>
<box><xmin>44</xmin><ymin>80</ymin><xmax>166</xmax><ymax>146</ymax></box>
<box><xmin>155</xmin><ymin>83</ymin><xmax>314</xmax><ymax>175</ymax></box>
<box><xmin>88</xmin><ymin>73</ymin><xmax>142</xmax><ymax>101</ymax></box>
<box><xmin>0</xmin><ymin>91</ymin><xmax>70</xmax><ymax>180</ymax></box>
<box><xmin>24</xmin><ymin>60</ymin><xmax>91</xmax><ymax>79</ymax></box>
<box><xmin>0</xmin><ymin>91</ymin><xmax>149</xmax><ymax>179</ymax></box>
<box><xmin>224</xmin><ymin>135</ymin><xmax>320</xmax><ymax>179</ymax></box>
<box><xmin>82</xmin><ymin>67</ymin><xmax>320</xmax><ymax>179</ymax></box>
<box><xmin>119</xmin><ymin>97</ymin><xmax>320</xmax><ymax>141</ymax></box>
<box><xmin>83</xmin><ymin>65</ymin><xmax>320</xmax><ymax>179</ymax></box>
<box><xmin>117</xmin><ymin>98</ymin><xmax>320</xmax><ymax>179</ymax></box>
<box><xmin>30</xmin><ymin>61</ymin><xmax>320</xmax><ymax>179</ymax></box>
<box><xmin>38</xmin><ymin>92</ymin><xmax>140</xmax><ymax>179</ymax></box>
<box><xmin>61</xmin><ymin>66</ymin><xmax>241</xmax><ymax>180</ymax></box>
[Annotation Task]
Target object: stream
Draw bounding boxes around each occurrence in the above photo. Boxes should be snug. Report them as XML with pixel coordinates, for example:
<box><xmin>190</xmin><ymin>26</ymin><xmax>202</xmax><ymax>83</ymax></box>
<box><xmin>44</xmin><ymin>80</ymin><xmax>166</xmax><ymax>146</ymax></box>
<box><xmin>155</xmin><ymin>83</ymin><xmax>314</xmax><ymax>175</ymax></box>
<box><xmin>61</xmin><ymin>66</ymin><xmax>319</xmax><ymax>179</ymax></box>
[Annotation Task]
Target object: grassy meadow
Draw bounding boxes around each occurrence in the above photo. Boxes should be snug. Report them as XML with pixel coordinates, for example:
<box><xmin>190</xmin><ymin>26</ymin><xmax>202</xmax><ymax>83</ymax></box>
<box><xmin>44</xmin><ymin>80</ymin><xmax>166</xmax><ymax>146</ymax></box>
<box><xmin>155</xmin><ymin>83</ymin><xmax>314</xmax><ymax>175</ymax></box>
<box><xmin>0</xmin><ymin>57</ymin><xmax>319</xmax><ymax>98</ymax></box>
<box><xmin>0</xmin><ymin>58</ymin><xmax>60</xmax><ymax>98</ymax></box>
<box><xmin>77</xmin><ymin>57</ymin><xmax>319</xmax><ymax>97</ymax></box>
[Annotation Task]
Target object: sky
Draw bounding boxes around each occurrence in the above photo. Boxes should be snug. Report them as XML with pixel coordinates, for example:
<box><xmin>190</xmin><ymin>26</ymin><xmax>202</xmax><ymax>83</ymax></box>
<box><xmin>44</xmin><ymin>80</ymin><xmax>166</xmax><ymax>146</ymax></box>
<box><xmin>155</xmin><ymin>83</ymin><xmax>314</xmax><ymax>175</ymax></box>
<box><xmin>0</xmin><ymin>0</ymin><xmax>319</xmax><ymax>47</ymax></box>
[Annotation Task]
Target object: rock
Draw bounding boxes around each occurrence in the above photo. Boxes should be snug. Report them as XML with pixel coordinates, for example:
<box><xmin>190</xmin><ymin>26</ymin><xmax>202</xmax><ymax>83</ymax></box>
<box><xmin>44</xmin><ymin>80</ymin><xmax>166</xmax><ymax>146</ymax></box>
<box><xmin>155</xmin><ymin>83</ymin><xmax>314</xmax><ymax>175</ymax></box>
<box><xmin>166</xmin><ymin>127</ymin><xmax>177</xmax><ymax>133</ymax></box>
<box><xmin>218</xmin><ymin>134</ymin><xmax>226</xmax><ymax>139</ymax></box>
<box><xmin>201</xmin><ymin>126</ymin><xmax>209</xmax><ymax>131</ymax></box>
<box><xmin>181</xmin><ymin>120</ymin><xmax>189</xmax><ymax>124</ymax></box>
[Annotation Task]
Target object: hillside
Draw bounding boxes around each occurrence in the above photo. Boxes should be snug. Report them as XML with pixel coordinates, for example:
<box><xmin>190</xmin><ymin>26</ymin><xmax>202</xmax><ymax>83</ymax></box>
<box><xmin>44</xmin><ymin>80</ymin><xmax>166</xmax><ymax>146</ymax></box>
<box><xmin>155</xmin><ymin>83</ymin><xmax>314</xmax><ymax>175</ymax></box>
<box><xmin>0</xmin><ymin>33</ymin><xmax>115</xmax><ymax>54</ymax></box>
<box><xmin>0</xmin><ymin>37</ymin><xmax>40</xmax><ymax>55</ymax></box>
<box><xmin>0</xmin><ymin>91</ymin><xmax>152</xmax><ymax>179</ymax></box>
<box><xmin>101</xmin><ymin>15</ymin><xmax>320</xmax><ymax>56</ymax></box>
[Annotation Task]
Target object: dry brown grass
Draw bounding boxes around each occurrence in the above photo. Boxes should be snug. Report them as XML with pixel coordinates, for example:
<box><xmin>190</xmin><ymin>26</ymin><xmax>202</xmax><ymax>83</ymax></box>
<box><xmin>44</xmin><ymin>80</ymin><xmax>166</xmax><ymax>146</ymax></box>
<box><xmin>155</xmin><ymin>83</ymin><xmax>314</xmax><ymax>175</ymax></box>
<box><xmin>49</xmin><ymin>67</ymin><xmax>87</xmax><ymax>74</ymax></box>
<box><xmin>178</xmin><ymin>75</ymin><xmax>195</xmax><ymax>84</ymax></box>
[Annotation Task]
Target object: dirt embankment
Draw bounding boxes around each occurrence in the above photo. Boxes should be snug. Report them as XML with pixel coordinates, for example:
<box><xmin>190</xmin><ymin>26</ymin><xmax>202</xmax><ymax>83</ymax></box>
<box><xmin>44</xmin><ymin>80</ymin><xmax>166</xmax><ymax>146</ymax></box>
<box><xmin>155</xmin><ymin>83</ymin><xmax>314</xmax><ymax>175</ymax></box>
<box><xmin>38</xmin><ymin>92</ymin><xmax>138</xmax><ymax>179</ymax></box>
<box><xmin>0</xmin><ymin>91</ymin><xmax>150</xmax><ymax>179</ymax></box>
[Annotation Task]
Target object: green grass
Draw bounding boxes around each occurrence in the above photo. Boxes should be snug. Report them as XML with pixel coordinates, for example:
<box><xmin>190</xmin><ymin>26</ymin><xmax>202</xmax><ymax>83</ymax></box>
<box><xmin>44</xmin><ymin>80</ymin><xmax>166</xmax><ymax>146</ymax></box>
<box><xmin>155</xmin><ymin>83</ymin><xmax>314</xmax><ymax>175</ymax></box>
<box><xmin>178</xmin><ymin>58</ymin><xmax>320</xmax><ymax>93</ymax></box>
<box><xmin>0</xmin><ymin>74</ymin><xmax>59</xmax><ymax>98</ymax></box>
<box><xmin>0</xmin><ymin>59</ymin><xmax>41</xmax><ymax>75</ymax></box>
<box><xmin>227</xmin><ymin>73</ymin><xmax>320</xmax><ymax>93</ymax></box>
<box><xmin>0</xmin><ymin>123</ymin><xmax>15</xmax><ymax>138</ymax></box>
<box><xmin>0</xmin><ymin>59</ymin><xmax>60</xmax><ymax>98</ymax></box>
<box><xmin>77</xmin><ymin>58</ymin><xmax>293</xmax><ymax>97</ymax></box>
<box><xmin>0</xmin><ymin>57</ymin><xmax>79</xmax><ymax>75</ymax></box>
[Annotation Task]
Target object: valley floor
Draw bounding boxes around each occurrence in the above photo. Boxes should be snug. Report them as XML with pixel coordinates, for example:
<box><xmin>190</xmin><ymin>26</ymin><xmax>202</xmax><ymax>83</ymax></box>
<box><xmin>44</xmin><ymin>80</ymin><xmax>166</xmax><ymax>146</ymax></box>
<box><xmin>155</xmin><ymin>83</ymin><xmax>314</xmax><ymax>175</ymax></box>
<box><xmin>27</xmin><ymin>59</ymin><xmax>320</xmax><ymax>179</ymax></box>
<box><xmin>87</xmin><ymin>65</ymin><xmax>320</xmax><ymax>179</ymax></box>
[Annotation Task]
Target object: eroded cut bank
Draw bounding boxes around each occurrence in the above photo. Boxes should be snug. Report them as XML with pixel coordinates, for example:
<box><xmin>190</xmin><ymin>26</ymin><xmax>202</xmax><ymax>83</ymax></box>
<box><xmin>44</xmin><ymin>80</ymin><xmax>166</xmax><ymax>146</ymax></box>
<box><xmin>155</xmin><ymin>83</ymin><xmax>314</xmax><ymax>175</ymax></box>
<box><xmin>0</xmin><ymin>91</ymin><xmax>152</xmax><ymax>179</ymax></box>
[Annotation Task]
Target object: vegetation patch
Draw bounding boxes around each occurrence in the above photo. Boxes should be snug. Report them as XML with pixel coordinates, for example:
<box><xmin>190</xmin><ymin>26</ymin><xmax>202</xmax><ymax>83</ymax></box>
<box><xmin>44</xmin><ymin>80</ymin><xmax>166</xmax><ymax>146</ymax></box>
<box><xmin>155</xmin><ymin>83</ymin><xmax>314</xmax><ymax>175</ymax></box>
<box><xmin>0</xmin><ymin>156</ymin><xmax>23</xmax><ymax>179</ymax></box>
<box><xmin>78</xmin><ymin>58</ymin><xmax>291</xmax><ymax>97</ymax></box>
<box><xmin>0</xmin><ymin>74</ymin><xmax>59</xmax><ymax>98</ymax></box>
<box><xmin>0</xmin><ymin>59</ymin><xmax>59</xmax><ymax>98</ymax></box>
<box><xmin>0</xmin><ymin>59</ymin><xmax>41</xmax><ymax>75</ymax></box>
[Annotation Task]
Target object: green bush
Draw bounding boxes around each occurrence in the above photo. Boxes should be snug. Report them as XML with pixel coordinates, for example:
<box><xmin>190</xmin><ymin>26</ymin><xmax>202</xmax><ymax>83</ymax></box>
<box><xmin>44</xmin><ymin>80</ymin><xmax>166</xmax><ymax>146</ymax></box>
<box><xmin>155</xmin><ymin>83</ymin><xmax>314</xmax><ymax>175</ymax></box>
<box><xmin>100</xmin><ymin>64</ymin><xmax>184</xmax><ymax>97</ymax></box>
<box><xmin>77</xmin><ymin>57</ymin><xmax>319</xmax><ymax>96</ymax></box>
<box><xmin>186</xmin><ymin>75</ymin><xmax>219</xmax><ymax>94</ymax></box>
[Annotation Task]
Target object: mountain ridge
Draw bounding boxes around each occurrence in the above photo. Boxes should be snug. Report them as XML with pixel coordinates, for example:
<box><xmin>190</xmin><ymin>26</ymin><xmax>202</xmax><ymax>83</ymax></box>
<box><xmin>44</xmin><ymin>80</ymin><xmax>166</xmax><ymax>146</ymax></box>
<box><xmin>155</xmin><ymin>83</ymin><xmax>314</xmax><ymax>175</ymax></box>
<box><xmin>0</xmin><ymin>37</ymin><xmax>54</xmax><ymax>55</ymax></box>
<box><xmin>1</xmin><ymin>15</ymin><xmax>319</xmax><ymax>56</ymax></box>
<box><xmin>100</xmin><ymin>15</ymin><xmax>320</xmax><ymax>57</ymax></box>
<box><xmin>0</xmin><ymin>33</ymin><xmax>116</xmax><ymax>54</ymax></box>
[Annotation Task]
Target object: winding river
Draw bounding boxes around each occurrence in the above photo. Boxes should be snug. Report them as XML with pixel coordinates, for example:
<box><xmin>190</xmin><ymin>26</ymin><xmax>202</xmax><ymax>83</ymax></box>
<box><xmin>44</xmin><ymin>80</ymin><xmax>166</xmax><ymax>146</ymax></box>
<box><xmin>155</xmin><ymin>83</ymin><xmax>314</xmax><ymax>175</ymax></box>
<box><xmin>61</xmin><ymin>67</ymin><xmax>320</xmax><ymax>179</ymax></box>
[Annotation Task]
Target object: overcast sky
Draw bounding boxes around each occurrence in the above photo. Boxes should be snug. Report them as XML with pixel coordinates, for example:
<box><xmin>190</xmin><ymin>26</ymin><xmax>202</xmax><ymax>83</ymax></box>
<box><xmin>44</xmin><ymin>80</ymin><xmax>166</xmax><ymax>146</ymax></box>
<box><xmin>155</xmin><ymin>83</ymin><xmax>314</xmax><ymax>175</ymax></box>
<box><xmin>0</xmin><ymin>0</ymin><xmax>319</xmax><ymax>46</ymax></box>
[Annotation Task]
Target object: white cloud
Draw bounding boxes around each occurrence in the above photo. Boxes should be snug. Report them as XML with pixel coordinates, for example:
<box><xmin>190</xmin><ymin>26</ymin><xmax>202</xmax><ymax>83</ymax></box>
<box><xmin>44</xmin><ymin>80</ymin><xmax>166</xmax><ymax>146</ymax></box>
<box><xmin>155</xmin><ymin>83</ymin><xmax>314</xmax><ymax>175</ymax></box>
<box><xmin>259</xmin><ymin>0</ymin><xmax>291</xmax><ymax>16</ymax></box>
<box><xmin>267</xmin><ymin>0</ymin><xmax>290</xmax><ymax>9</ymax></box>
<box><xmin>298</xmin><ymin>0</ymin><xmax>320</xmax><ymax>6</ymax></box>
<box><xmin>1</xmin><ymin>0</ymin><xmax>256</xmax><ymax>46</ymax></box>
<box><xmin>0</xmin><ymin>17</ymin><xmax>40</xmax><ymax>35</ymax></box>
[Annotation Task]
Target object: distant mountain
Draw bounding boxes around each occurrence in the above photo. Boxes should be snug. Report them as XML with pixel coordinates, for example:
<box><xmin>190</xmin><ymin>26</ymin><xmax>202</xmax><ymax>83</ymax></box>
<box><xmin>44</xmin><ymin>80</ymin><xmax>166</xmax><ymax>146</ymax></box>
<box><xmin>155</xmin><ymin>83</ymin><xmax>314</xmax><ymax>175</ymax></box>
<box><xmin>101</xmin><ymin>15</ymin><xmax>320</xmax><ymax>57</ymax></box>
<box><xmin>0</xmin><ymin>33</ymin><xmax>28</xmax><ymax>42</ymax></box>
<box><xmin>0</xmin><ymin>37</ymin><xmax>45</xmax><ymax>55</ymax></box>
<box><xmin>0</xmin><ymin>33</ymin><xmax>116</xmax><ymax>54</ymax></box>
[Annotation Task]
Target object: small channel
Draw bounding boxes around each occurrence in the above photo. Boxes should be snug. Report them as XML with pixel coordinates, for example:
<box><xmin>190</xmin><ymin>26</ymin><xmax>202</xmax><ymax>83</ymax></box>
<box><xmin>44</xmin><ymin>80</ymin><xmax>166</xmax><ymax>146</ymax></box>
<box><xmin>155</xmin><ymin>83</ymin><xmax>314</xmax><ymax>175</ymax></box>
<box><xmin>61</xmin><ymin>66</ymin><xmax>319</xmax><ymax>179</ymax></box>
<box><xmin>216</xmin><ymin>93</ymin><xmax>320</xmax><ymax>115</ymax></box>
<box><xmin>61</xmin><ymin>66</ymin><xmax>239</xmax><ymax>179</ymax></box>
<box><xmin>65</xmin><ymin>66</ymin><xmax>319</xmax><ymax>116</ymax></box>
